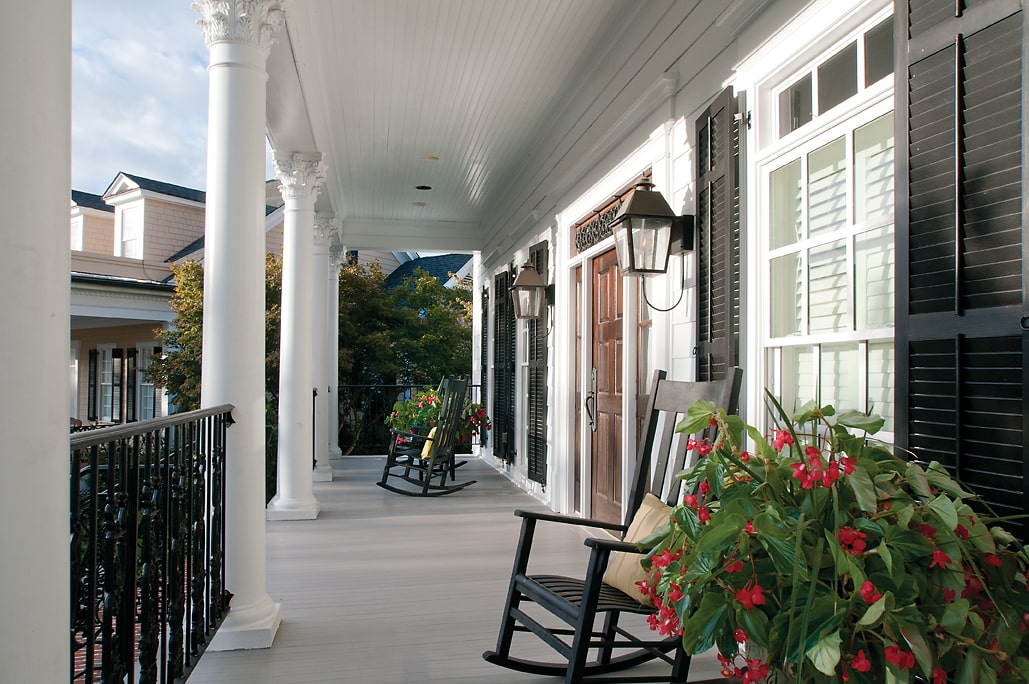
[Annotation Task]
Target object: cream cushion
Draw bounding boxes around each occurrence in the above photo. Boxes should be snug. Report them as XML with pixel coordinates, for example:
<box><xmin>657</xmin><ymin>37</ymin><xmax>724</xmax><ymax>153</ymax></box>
<box><xmin>420</xmin><ymin>427</ymin><xmax>438</xmax><ymax>460</ymax></box>
<box><xmin>602</xmin><ymin>493</ymin><xmax>672</xmax><ymax>606</ymax></box>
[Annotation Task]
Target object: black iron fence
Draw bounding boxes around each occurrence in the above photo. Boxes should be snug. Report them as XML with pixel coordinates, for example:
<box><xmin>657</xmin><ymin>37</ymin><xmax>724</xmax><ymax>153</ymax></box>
<box><xmin>70</xmin><ymin>405</ymin><xmax>233</xmax><ymax>683</ymax></box>
<box><xmin>337</xmin><ymin>383</ymin><xmax>484</xmax><ymax>455</ymax></box>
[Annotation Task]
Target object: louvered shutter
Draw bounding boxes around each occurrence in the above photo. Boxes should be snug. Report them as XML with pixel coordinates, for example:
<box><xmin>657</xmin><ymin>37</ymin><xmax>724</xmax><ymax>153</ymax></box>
<box><xmin>696</xmin><ymin>86</ymin><xmax>742</xmax><ymax>381</ymax></box>
<box><xmin>527</xmin><ymin>242</ymin><xmax>549</xmax><ymax>485</ymax></box>
<box><xmin>87</xmin><ymin>349</ymin><xmax>98</xmax><ymax>421</ymax></box>
<box><xmin>125</xmin><ymin>348</ymin><xmax>137</xmax><ymax>422</ymax></box>
<box><xmin>112</xmin><ymin>348</ymin><xmax>124</xmax><ymax>423</ymax></box>
<box><xmin>493</xmin><ymin>270</ymin><xmax>517</xmax><ymax>462</ymax></box>
<box><xmin>479</xmin><ymin>288</ymin><xmax>489</xmax><ymax>446</ymax></box>
<box><xmin>898</xmin><ymin>0</ymin><xmax>1028</xmax><ymax>535</ymax></box>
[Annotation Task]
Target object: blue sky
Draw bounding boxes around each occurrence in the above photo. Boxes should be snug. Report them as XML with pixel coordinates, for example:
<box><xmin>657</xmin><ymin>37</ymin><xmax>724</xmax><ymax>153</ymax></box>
<box><xmin>72</xmin><ymin>0</ymin><xmax>273</xmax><ymax>195</ymax></box>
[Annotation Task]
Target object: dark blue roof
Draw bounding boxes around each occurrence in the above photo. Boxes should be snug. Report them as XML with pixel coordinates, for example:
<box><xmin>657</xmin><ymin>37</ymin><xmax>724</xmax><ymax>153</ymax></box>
<box><xmin>107</xmin><ymin>173</ymin><xmax>206</xmax><ymax>203</ymax></box>
<box><xmin>384</xmin><ymin>254</ymin><xmax>472</xmax><ymax>290</ymax></box>
<box><xmin>71</xmin><ymin>190</ymin><xmax>113</xmax><ymax>212</ymax></box>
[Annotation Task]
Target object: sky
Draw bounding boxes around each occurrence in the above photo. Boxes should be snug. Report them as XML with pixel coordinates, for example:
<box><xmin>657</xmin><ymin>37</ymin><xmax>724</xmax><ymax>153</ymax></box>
<box><xmin>72</xmin><ymin>0</ymin><xmax>273</xmax><ymax>195</ymax></box>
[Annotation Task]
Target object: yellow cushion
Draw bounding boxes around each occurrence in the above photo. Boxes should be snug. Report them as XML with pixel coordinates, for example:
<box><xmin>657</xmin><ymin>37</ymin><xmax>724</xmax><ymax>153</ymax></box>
<box><xmin>602</xmin><ymin>493</ymin><xmax>672</xmax><ymax>606</ymax></box>
<box><xmin>420</xmin><ymin>427</ymin><xmax>438</xmax><ymax>460</ymax></box>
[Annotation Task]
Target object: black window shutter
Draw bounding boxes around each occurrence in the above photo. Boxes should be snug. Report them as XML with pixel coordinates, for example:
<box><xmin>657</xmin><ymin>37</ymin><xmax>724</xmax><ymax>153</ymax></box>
<box><xmin>479</xmin><ymin>288</ymin><xmax>489</xmax><ymax>446</ymax></box>
<box><xmin>527</xmin><ymin>242</ymin><xmax>550</xmax><ymax>485</ymax></box>
<box><xmin>112</xmin><ymin>348</ymin><xmax>124</xmax><ymax>423</ymax></box>
<box><xmin>492</xmin><ymin>270</ymin><xmax>517</xmax><ymax>462</ymax></box>
<box><xmin>87</xmin><ymin>349</ymin><xmax>98</xmax><ymax>422</ymax></box>
<box><xmin>125</xmin><ymin>348</ymin><xmax>137</xmax><ymax>422</ymax></box>
<box><xmin>897</xmin><ymin>0</ymin><xmax>1028</xmax><ymax>535</ymax></box>
<box><xmin>696</xmin><ymin>86</ymin><xmax>742</xmax><ymax>381</ymax></box>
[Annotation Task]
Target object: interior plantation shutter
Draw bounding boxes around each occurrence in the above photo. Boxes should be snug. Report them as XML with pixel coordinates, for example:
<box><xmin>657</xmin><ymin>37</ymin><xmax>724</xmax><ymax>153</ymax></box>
<box><xmin>480</xmin><ymin>288</ymin><xmax>489</xmax><ymax>446</ymax></box>
<box><xmin>87</xmin><ymin>349</ymin><xmax>98</xmax><ymax>421</ymax></box>
<box><xmin>112</xmin><ymin>348</ymin><xmax>124</xmax><ymax>423</ymax></box>
<box><xmin>898</xmin><ymin>0</ymin><xmax>1028</xmax><ymax>536</ymax></box>
<box><xmin>493</xmin><ymin>270</ymin><xmax>517</xmax><ymax>462</ymax></box>
<box><xmin>125</xmin><ymin>348</ymin><xmax>138</xmax><ymax>423</ymax></box>
<box><xmin>527</xmin><ymin>242</ymin><xmax>550</xmax><ymax>486</ymax></box>
<box><xmin>696</xmin><ymin>86</ymin><xmax>742</xmax><ymax>381</ymax></box>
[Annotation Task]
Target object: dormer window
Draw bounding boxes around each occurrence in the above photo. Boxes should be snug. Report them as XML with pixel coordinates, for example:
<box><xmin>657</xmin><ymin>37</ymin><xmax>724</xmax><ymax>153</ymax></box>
<box><xmin>118</xmin><ymin>205</ymin><xmax>143</xmax><ymax>259</ymax></box>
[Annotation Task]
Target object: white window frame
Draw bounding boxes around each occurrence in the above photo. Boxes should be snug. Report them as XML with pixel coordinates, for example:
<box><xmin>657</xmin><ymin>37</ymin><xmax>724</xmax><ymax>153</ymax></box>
<box><xmin>71</xmin><ymin>215</ymin><xmax>83</xmax><ymax>251</ymax></box>
<box><xmin>136</xmin><ymin>343</ymin><xmax>161</xmax><ymax>421</ymax></box>
<box><xmin>115</xmin><ymin>204</ymin><xmax>144</xmax><ymax>259</ymax></box>
<box><xmin>735</xmin><ymin>1</ymin><xmax>895</xmax><ymax>437</ymax></box>
<box><xmin>98</xmin><ymin>344</ymin><xmax>116</xmax><ymax>423</ymax></box>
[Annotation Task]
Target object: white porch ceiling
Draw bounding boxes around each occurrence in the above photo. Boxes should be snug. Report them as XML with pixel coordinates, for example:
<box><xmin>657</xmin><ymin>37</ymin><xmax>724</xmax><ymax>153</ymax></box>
<box><xmin>265</xmin><ymin>1</ymin><xmax>767</xmax><ymax>256</ymax></box>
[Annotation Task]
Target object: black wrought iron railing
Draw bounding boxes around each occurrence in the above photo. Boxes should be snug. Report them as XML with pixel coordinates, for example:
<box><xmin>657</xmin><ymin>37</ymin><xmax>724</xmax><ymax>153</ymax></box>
<box><xmin>337</xmin><ymin>383</ymin><xmax>484</xmax><ymax>454</ymax></box>
<box><xmin>70</xmin><ymin>405</ymin><xmax>234</xmax><ymax>684</ymax></box>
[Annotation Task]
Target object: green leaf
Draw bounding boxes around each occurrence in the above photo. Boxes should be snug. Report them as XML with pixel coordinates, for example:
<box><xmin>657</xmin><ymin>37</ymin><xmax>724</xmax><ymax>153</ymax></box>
<box><xmin>877</xmin><ymin>539</ymin><xmax>894</xmax><ymax>580</ymax></box>
<box><xmin>849</xmin><ymin>467</ymin><xmax>878</xmax><ymax>514</ymax></box>
<box><xmin>675</xmin><ymin>400</ymin><xmax>717</xmax><ymax>435</ymax></box>
<box><xmin>940</xmin><ymin>598</ymin><xmax>969</xmax><ymax>635</ymax></box>
<box><xmin>927</xmin><ymin>494</ymin><xmax>958</xmax><ymax>531</ymax></box>
<box><xmin>805</xmin><ymin>630</ymin><xmax>842</xmax><ymax>676</ymax></box>
<box><xmin>746</xmin><ymin>425</ymin><xmax>778</xmax><ymax>463</ymax></box>
<box><xmin>900</xmin><ymin>622</ymin><xmax>933</xmax><ymax>677</ymax></box>
<box><xmin>681</xmin><ymin>591</ymin><xmax>728</xmax><ymax>654</ymax></box>
<box><xmin>736</xmin><ymin>606</ymin><xmax>770</xmax><ymax>649</ymax></box>
<box><xmin>905</xmin><ymin>463</ymin><xmax>933</xmax><ymax>500</ymax></box>
<box><xmin>857</xmin><ymin>597</ymin><xmax>886</xmax><ymax>626</ymax></box>
<box><xmin>957</xmin><ymin>648</ymin><xmax>982</xmax><ymax>684</ymax></box>
<box><xmin>925</xmin><ymin>462</ymin><xmax>974</xmax><ymax>498</ymax></box>
<box><xmin>836</xmin><ymin>409</ymin><xmax>885</xmax><ymax>435</ymax></box>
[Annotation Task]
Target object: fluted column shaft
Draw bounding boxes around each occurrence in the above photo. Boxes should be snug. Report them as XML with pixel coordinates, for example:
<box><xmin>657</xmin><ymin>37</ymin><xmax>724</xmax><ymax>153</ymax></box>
<box><xmin>0</xmin><ymin>3</ymin><xmax>71</xmax><ymax>679</ymax></box>
<box><xmin>326</xmin><ymin>246</ymin><xmax>343</xmax><ymax>461</ymax></box>
<box><xmin>194</xmin><ymin>0</ymin><xmax>284</xmax><ymax>650</ymax></box>
<box><xmin>311</xmin><ymin>216</ymin><xmax>334</xmax><ymax>481</ymax></box>
<box><xmin>268</xmin><ymin>153</ymin><xmax>325</xmax><ymax>516</ymax></box>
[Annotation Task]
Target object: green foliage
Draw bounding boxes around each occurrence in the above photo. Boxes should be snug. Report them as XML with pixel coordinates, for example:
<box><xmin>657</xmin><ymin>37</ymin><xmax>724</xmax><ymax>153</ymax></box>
<box><xmin>641</xmin><ymin>400</ymin><xmax>1029</xmax><ymax>683</ymax></box>
<box><xmin>145</xmin><ymin>260</ymin><xmax>204</xmax><ymax>411</ymax></box>
<box><xmin>384</xmin><ymin>386</ymin><xmax>490</xmax><ymax>444</ymax></box>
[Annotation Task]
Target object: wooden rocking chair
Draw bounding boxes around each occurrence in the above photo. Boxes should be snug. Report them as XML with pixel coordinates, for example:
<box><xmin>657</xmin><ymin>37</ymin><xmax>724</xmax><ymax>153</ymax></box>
<box><xmin>377</xmin><ymin>377</ymin><xmax>475</xmax><ymax>496</ymax></box>
<box><xmin>483</xmin><ymin>368</ymin><xmax>743</xmax><ymax>683</ymax></box>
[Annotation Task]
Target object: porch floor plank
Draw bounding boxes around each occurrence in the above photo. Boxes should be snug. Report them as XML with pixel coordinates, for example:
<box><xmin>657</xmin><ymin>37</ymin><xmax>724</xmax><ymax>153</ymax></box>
<box><xmin>187</xmin><ymin>456</ymin><xmax>725</xmax><ymax>684</ymax></box>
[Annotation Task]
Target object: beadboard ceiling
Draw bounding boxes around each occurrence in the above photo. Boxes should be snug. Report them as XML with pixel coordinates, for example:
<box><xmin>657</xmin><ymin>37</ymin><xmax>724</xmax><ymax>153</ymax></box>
<box><xmin>267</xmin><ymin>0</ymin><xmax>639</xmax><ymax>252</ymax></box>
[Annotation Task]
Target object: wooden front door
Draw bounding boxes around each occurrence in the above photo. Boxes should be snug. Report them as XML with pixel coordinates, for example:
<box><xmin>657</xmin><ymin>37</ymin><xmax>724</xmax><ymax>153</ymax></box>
<box><xmin>589</xmin><ymin>249</ymin><xmax>623</xmax><ymax>524</ymax></box>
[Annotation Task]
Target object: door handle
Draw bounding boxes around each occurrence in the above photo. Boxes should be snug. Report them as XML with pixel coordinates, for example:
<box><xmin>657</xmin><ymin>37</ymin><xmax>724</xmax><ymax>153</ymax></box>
<box><xmin>585</xmin><ymin>368</ymin><xmax>598</xmax><ymax>432</ymax></box>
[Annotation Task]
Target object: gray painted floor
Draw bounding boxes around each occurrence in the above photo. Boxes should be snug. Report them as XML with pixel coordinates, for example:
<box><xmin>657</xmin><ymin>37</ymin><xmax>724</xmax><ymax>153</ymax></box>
<box><xmin>187</xmin><ymin>456</ymin><xmax>725</xmax><ymax>683</ymax></box>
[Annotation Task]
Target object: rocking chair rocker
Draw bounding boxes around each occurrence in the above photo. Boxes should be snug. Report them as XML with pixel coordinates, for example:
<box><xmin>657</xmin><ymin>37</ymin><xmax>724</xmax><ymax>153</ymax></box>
<box><xmin>483</xmin><ymin>368</ymin><xmax>743</xmax><ymax>683</ymax></box>
<box><xmin>377</xmin><ymin>377</ymin><xmax>475</xmax><ymax>496</ymax></box>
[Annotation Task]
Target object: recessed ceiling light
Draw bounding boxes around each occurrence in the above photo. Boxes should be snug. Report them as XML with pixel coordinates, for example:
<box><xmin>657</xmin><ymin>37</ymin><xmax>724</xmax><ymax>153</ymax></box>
<box><xmin>424</xmin><ymin>155</ymin><xmax>440</xmax><ymax>161</ymax></box>
<box><xmin>412</xmin><ymin>201</ymin><xmax>426</xmax><ymax>207</ymax></box>
<box><xmin>416</xmin><ymin>185</ymin><xmax>432</xmax><ymax>190</ymax></box>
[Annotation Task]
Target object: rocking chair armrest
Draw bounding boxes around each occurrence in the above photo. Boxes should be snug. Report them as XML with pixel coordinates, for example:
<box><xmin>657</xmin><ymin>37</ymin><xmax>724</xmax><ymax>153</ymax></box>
<box><xmin>389</xmin><ymin>428</ymin><xmax>432</xmax><ymax>442</ymax></box>
<box><xmin>513</xmin><ymin>509</ymin><xmax>628</xmax><ymax>533</ymax></box>
<box><xmin>583</xmin><ymin>537</ymin><xmax>643</xmax><ymax>554</ymax></box>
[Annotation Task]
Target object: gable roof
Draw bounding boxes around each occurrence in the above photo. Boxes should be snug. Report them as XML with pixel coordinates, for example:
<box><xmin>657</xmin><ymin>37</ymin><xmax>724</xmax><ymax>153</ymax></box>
<box><xmin>71</xmin><ymin>190</ymin><xmax>113</xmax><ymax>213</ymax></box>
<box><xmin>384</xmin><ymin>253</ymin><xmax>472</xmax><ymax>290</ymax></box>
<box><xmin>103</xmin><ymin>172</ymin><xmax>206</xmax><ymax>204</ymax></box>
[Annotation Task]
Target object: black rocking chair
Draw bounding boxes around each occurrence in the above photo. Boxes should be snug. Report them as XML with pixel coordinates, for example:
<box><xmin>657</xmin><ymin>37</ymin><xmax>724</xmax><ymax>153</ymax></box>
<box><xmin>483</xmin><ymin>368</ymin><xmax>743</xmax><ymax>683</ymax></box>
<box><xmin>377</xmin><ymin>377</ymin><xmax>475</xmax><ymax>496</ymax></box>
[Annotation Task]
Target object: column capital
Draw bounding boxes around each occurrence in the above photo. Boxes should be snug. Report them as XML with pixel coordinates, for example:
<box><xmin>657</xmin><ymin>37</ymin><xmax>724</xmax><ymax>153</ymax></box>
<box><xmin>329</xmin><ymin>235</ymin><xmax>344</xmax><ymax>270</ymax></box>
<box><xmin>313</xmin><ymin>213</ymin><xmax>336</xmax><ymax>244</ymax></box>
<box><xmin>274</xmin><ymin>152</ymin><xmax>325</xmax><ymax>203</ymax></box>
<box><xmin>192</xmin><ymin>0</ymin><xmax>286</xmax><ymax>53</ymax></box>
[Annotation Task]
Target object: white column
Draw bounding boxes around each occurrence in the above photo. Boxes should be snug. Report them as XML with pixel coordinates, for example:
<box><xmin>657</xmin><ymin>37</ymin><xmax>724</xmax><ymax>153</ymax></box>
<box><xmin>267</xmin><ymin>152</ymin><xmax>325</xmax><ymax>517</ymax></box>
<box><xmin>311</xmin><ymin>216</ymin><xmax>334</xmax><ymax>481</ymax></box>
<box><xmin>195</xmin><ymin>0</ymin><xmax>284</xmax><ymax>651</ymax></box>
<box><xmin>326</xmin><ymin>240</ymin><xmax>344</xmax><ymax>462</ymax></box>
<box><xmin>0</xmin><ymin>3</ymin><xmax>71</xmax><ymax>680</ymax></box>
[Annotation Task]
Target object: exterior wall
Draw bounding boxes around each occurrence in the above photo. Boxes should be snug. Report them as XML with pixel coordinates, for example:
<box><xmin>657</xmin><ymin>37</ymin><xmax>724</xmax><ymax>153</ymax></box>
<box><xmin>81</xmin><ymin>211</ymin><xmax>114</xmax><ymax>254</ymax></box>
<box><xmin>142</xmin><ymin>198</ymin><xmax>205</xmax><ymax>263</ymax></box>
<box><xmin>71</xmin><ymin>251</ymin><xmax>174</xmax><ymax>281</ymax></box>
<box><xmin>265</xmin><ymin>223</ymin><xmax>284</xmax><ymax>256</ymax></box>
<box><xmin>72</xmin><ymin>322</ymin><xmax>164</xmax><ymax>424</ymax></box>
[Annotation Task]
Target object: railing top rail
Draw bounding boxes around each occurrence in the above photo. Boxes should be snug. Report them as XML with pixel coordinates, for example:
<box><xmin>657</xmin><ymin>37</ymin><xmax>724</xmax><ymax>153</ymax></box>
<box><xmin>70</xmin><ymin>403</ymin><xmax>235</xmax><ymax>450</ymax></box>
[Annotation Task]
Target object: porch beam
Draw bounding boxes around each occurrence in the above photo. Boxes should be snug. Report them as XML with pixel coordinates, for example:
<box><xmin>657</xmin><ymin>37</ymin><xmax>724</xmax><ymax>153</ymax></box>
<box><xmin>341</xmin><ymin>217</ymin><xmax>482</xmax><ymax>252</ymax></box>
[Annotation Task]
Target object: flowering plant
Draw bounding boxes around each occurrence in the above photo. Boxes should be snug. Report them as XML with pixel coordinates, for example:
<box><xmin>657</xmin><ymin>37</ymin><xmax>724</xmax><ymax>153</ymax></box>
<box><xmin>385</xmin><ymin>387</ymin><xmax>491</xmax><ymax>445</ymax></box>
<box><xmin>638</xmin><ymin>397</ymin><xmax>1029</xmax><ymax>683</ymax></box>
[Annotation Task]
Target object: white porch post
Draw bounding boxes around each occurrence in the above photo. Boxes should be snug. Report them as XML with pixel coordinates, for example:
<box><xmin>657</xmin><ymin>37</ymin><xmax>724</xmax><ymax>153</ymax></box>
<box><xmin>311</xmin><ymin>215</ymin><xmax>334</xmax><ymax>481</ymax></box>
<box><xmin>0</xmin><ymin>3</ymin><xmax>70</xmax><ymax>680</ymax></box>
<box><xmin>268</xmin><ymin>152</ymin><xmax>324</xmax><ymax>519</ymax></box>
<box><xmin>326</xmin><ymin>240</ymin><xmax>344</xmax><ymax>462</ymax></box>
<box><xmin>195</xmin><ymin>0</ymin><xmax>284</xmax><ymax>650</ymax></box>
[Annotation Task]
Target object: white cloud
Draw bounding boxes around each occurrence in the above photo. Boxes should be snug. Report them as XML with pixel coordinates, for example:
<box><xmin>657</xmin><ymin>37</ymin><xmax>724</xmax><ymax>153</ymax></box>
<box><xmin>72</xmin><ymin>0</ymin><xmax>274</xmax><ymax>194</ymax></box>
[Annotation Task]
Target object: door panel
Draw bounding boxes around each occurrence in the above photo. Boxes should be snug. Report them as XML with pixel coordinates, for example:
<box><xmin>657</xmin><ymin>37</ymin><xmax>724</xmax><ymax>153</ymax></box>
<box><xmin>591</xmin><ymin>249</ymin><xmax>623</xmax><ymax>524</ymax></box>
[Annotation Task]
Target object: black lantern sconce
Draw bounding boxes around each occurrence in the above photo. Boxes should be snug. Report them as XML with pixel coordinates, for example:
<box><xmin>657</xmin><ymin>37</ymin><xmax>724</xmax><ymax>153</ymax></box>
<box><xmin>510</xmin><ymin>261</ymin><xmax>553</xmax><ymax>320</ymax></box>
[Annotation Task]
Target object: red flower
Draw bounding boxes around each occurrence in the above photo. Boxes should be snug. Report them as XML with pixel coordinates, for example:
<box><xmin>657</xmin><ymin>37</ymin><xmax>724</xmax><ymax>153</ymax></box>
<box><xmin>859</xmin><ymin>580</ymin><xmax>882</xmax><ymax>604</ymax></box>
<box><xmin>745</xmin><ymin>521</ymin><xmax>755</xmax><ymax>534</ymax></box>
<box><xmin>840</xmin><ymin>455</ymin><xmax>856</xmax><ymax>475</ymax></box>
<box><xmin>740</xmin><ymin>450</ymin><xmax>751</xmax><ymax>463</ymax></box>
<box><xmin>942</xmin><ymin>588</ymin><xmax>956</xmax><ymax>603</ymax></box>
<box><xmin>735</xmin><ymin>584</ymin><xmax>766</xmax><ymax>610</ymax></box>
<box><xmin>884</xmin><ymin>645</ymin><xmax>916</xmax><ymax>671</ymax></box>
<box><xmin>821</xmin><ymin>459</ymin><xmax>840</xmax><ymax>487</ymax></box>
<box><xmin>742</xmin><ymin>660</ymin><xmax>769</xmax><ymax>683</ymax></box>
<box><xmin>917</xmin><ymin>523</ymin><xmax>937</xmax><ymax>540</ymax></box>
<box><xmin>932</xmin><ymin>668</ymin><xmax>948</xmax><ymax>684</ymax></box>
<box><xmin>698</xmin><ymin>506</ymin><xmax>711</xmax><ymax>523</ymax></box>
<box><xmin>772</xmin><ymin>429</ymin><xmax>794</xmax><ymax>452</ymax></box>
<box><xmin>804</xmin><ymin>445</ymin><xmax>822</xmax><ymax>459</ymax></box>
<box><xmin>683</xmin><ymin>494</ymin><xmax>699</xmax><ymax>510</ymax></box>
<box><xmin>734</xmin><ymin>628</ymin><xmax>747</xmax><ymax>643</ymax></box>
<box><xmin>930</xmin><ymin>549</ymin><xmax>953</xmax><ymax>569</ymax></box>
<box><xmin>838</xmin><ymin>527</ymin><xmax>867</xmax><ymax>555</ymax></box>
<box><xmin>725</xmin><ymin>560</ymin><xmax>743</xmax><ymax>573</ymax></box>
<box><xmin>985</xmin><ymin>553</ymin><xmax>1003</xmax><ymax>567</ymax></box>
<box><xmin>954</xmin><ymin>524</ymin><xmax>969</xmax><ymax>539</ymax></box>
<box><xmin>699</xmin><ymin>480</ymin><xmax>711</xmax><ymax>495</ymax></box>
<box><xmin>851</xmin><ymin>649</ymin><xmax>871</xmax><ymax>672</ymax></box>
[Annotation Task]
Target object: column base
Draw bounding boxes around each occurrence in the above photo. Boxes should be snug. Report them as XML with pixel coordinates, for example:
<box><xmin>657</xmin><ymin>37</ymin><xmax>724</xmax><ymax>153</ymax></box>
<box><xmin>209</xmin><ymin>596</ymin><xmax>282</xmax><ymax>651</ymax></box>
<box><xmin>266</xmin><ymin>496</ymin><xmax>320</xmax><ymax>520</ymax></box>
<box><xmin>312</xmin><ymin>463</ymin><xmax>334</xmax><ymax>482</ymax></box>
<box><xmin>327</xmin><ymin>446</ymin><xmax>343</xmax><ymax>460</ymax></box>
